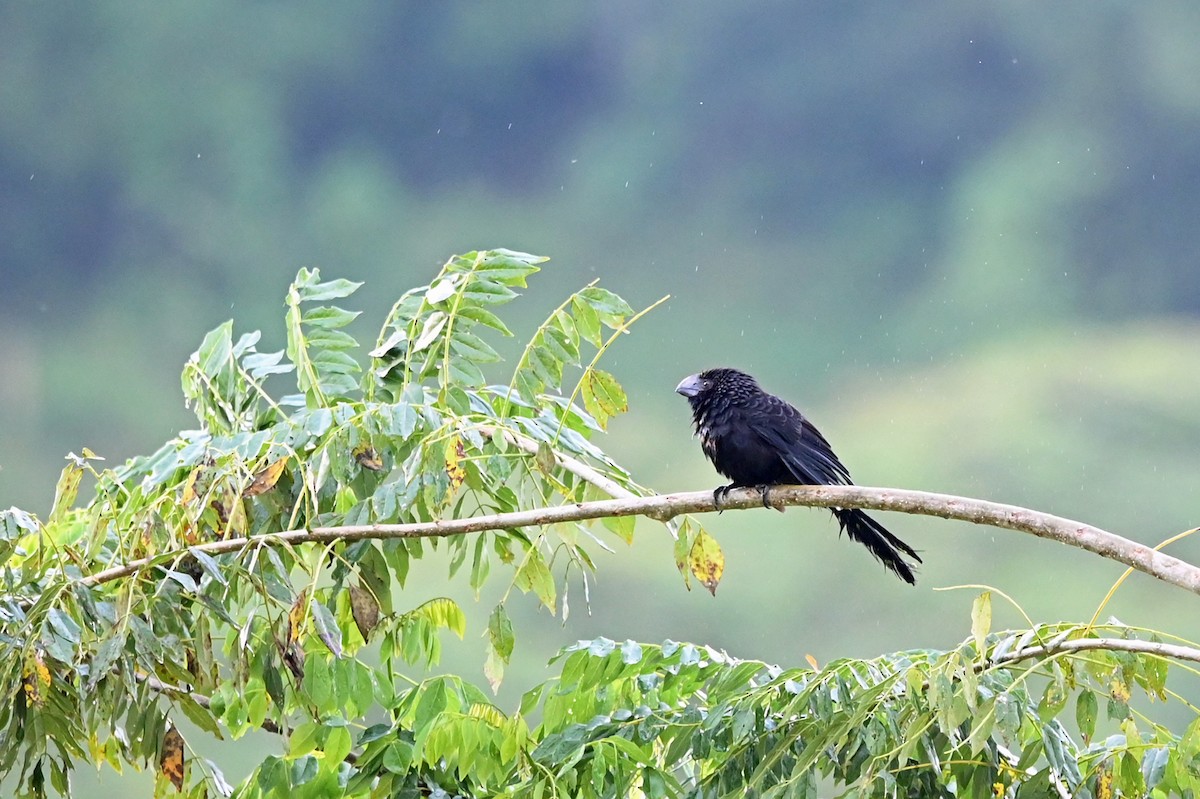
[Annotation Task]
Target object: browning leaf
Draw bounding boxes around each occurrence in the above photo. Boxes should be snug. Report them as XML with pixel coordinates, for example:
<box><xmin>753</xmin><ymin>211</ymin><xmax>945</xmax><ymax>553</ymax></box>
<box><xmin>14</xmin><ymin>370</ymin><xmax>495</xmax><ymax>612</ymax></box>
<box><xmin>243</xmin><ymin>457</ymin><xmax>289</xmax><ymax>497</ymax></box>
<box><xmin>688</xmin><ymin>529</ymin><xmax>725</xmax><ymax>596</ymax></box>
<box><xmin>159</xmin><ymin>725</ymin><xmax>185</xmax><ymax>792</ymax></box>
<box><xmin>349</xmin><ymin>584</ymin><xmax>381</xmax><ymax>641</ymax></box>
<box><xmin>282</xmin><ymin>587</ymin><xmax>310</xmax><ymax>682</ymax></box>
<box><xmin>282</xmin><ymin>643</ymin><xmax>306</xmax><ymax>683</ymax></box>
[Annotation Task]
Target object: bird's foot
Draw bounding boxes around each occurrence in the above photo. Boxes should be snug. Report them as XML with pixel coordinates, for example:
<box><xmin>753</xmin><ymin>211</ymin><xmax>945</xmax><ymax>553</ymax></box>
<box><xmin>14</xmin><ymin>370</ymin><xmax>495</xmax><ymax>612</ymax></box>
<box><xmin>713</xmin><ymin>484</ymin><xmax>734</xmax><ymax>512</ymax></box>
<box><xmin>757</xmin><ymin>484</ymin><xmax>778</xmax><ymax>510</ymax></box>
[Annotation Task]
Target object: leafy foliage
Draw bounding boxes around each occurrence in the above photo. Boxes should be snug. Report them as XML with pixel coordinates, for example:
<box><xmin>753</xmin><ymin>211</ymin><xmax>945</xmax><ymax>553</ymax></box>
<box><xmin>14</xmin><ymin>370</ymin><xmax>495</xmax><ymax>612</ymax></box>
<box><xmin>1</xmin><ymin>250</ymin><xmax>1198</xmax><ymax>798</ymax></box>
<box><xmin>0</xmin><ymin>250</ymin><xmax>693</xmax><ymax>797</ymax></box>
<box><xmin>507</xmin><ymin>619</ymin><xmax>1199</xmax><ymax>799</ymax></box>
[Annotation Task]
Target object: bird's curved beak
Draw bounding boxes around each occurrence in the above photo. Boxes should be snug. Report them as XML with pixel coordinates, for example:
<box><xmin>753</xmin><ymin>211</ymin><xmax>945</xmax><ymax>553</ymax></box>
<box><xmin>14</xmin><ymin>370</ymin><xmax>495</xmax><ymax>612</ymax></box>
<box><xmin>675</xmin><ymin>374</ymin><xmax>702</xmax><ymax>398</ymax></box>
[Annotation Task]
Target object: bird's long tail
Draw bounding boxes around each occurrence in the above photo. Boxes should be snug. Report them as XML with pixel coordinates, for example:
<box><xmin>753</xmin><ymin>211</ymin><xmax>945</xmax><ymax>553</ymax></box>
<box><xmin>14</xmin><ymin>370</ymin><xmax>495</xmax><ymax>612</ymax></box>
<box><xmin>832</xmin><ymin>509</ymin><xmax>921</xmax><ymax>585</ymax></box>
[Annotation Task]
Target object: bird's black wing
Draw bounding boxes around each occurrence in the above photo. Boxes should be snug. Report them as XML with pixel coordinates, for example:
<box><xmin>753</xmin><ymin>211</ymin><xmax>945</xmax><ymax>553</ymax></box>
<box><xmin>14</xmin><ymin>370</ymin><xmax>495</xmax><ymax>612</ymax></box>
<box><xmin>746</xmin><ymin>393</ymin><xmax>853</xmax><ymax>487</ymax></box>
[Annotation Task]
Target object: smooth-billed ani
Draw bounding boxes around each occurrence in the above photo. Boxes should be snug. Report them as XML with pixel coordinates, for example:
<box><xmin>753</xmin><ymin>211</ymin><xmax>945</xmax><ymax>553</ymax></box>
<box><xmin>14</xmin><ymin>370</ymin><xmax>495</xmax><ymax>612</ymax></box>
<box><xmin>676</xmin><ymin>367</ymin><xmax>920</xmax><ymax>584</ymax></box>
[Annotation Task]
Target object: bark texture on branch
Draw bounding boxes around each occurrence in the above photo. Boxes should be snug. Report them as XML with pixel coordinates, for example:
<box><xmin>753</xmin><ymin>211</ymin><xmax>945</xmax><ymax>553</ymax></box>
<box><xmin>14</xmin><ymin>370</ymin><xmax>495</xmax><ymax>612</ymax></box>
<box><xmin>79</xmin><ymin>484</ymin><xmax>1200</xmax><ymax>597</ymax></box>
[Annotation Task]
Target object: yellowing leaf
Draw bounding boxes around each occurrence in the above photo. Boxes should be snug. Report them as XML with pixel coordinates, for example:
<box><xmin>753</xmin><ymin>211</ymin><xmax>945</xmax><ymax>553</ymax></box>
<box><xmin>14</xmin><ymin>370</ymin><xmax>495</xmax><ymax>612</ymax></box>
<box><xmin>159</xmin><ymin>725</ymin><xmax>185</xmax><ymax>792</ymax></box>
<box><xmin>287</xmin><ymin>587</ymin><xmax>309</xmax><ymax>646</ymax></box>
<box><xmin>244</xmin><ymin>457</ymin><xmax>288</xmax><ymax>497</ymax></box>
<box><xmin>467</xmin><ymin>703</ymin><xmax>508</xmax><ymax>727</ymax></box>
<box><xmin>181</xmin><ymin>467</ymin><xmax>203</xmax><ymax>504</ymax></box>
<box><xmin>688</xmin><ymin>529</ymin><xmax>724</xmax><ymax>596</ymax></box>
<box><xmin>353</xmin><ymin>444</ymin><xmax>384</xmax><ymax>472</ymax></box>
<box><xmin>445</xmin><ymin>436</ymin><xmax>467</xmax><ymax>495</ymax></box>
<box><xmin>805</xmin><ymin>654</ymin><xmax>820</xmax><ymax>671</ymax></box>
<box><xmin>22</xmin><ymin>649</ymin><xmax>49</xmax><ymax>708</ymax></box>
<box><xmin>48</xmin><ymin>458</ymin><xmax>84</xmax><ymax>526</ymax></box>
<box><xmin>282</xmin><ymin>591</ymin><xmax>307</xmax><ymax>681</ymax></box>
<box><xmin>224</xmin><ymin>495</ymin><xmax>248</xmax><ymax>538</ymax></box>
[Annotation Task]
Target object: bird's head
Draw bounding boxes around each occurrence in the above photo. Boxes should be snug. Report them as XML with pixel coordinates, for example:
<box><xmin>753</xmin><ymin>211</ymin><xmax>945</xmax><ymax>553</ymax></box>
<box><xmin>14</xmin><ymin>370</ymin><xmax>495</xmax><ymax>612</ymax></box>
<box><xmin>675</xmin><ymin>368</ymin><xmax>757</xmax><ymax>403</ymax></box>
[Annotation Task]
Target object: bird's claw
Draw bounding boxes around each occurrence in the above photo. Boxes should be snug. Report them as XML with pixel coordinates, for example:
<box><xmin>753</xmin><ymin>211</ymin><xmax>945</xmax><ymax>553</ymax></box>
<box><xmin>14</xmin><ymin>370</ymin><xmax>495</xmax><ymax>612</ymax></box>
<box><xmin>758</xmin><ymin>485</ymin><xmax>772</xmax><ymax>509</ymax></box>
<box><xmin>713</xmin><ymin>484</ymin><xmax>733</xmax><ymax>513</ymax></box>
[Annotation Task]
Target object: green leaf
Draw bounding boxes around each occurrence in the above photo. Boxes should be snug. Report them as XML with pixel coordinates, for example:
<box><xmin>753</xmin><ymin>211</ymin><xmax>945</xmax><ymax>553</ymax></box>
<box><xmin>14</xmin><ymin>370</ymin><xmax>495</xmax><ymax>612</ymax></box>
<box><xmin>305</xmin><ymin>654</ymin><xmax>335</xmax><ymax>712</ymax></box>
<box><xmin>485</xmin><ymin>604</ymin><xmax>515</xmax><ymax>693</ymax></box>
<box><xmin>47</xmin><ymin>608</ymin><xmax>82</xmax><ymax>644</ymax></box>
<box><xmin>469</xmin><ymin>534</ymin><xmax>491</xmax><ymax>596</ymax></box>
<box><xmin>294</xmin><ymin>270</ymin><xmax>363</xmax><ymax>301</ymax></box>
<box><xmin>478</xmin><ymin>249</ymin><xmax>546</xmax><ymax>284</ymax></box>
<box><xmin>188</xmin><ymin>548</ymin><xmax>228</xmax><ymax>586</ymax></box>
<box><xmin>303</xmin><ymin>306</ymin><xmax>361</xmax><ymax>328</ymax></box>
<box><xmin>323</xmin><ymin>725</ymin><xmax>353</xmax><ymax>766</ymax></box>
<box><xmin>463</xmin><ymin>279</ymin><xmax>519</xmax><ymax>305</ymax></box>
<box><xmin>402</xmin><ymin>598</ymin><xmax>466</xmax><ymax>639</ymax></box>
<box><xmin>457</xmin><ymin>305</ymin><xmax>514</xmax><ymax>336</ymax></box>
<box><xmin>412</xmin><ymin>311</ymin><xmax>447</xmax><ymax>352</ymax></box>
<box><xmin>514</xmin><ymin>548</ymin><xmax>557</xmax><ymax>614</ymax></box>
<box><xmin>175</xmin><ymin>695</ymin><xmax>223</xmax><ymax>739</ymax></box>
<box><xmin>1076</xmin><ymin>689</ymin><xmax>1097</xmax><ymax>743</ymax></box>
<box><xmin>601</xmin><ymin>513</ymin><xmax>635</xmax><ymax>544</ymax></box>
<box><xmin>581</xmin><ymin>369</ymin><xmax>628</xmax><ymax>429</ymax></box>
<box><xmin>534</xmin><ymin>441</ymin><xmax>557</xmax><ymax>475</ymax></box>
<box><xmin>1142</xmin><ymin>746</ymin><xmax>1169</xmax><ymax>791</ymax></box>
<box><xmin>289</xmin><ymin>720</ymin><xmax>322</xmax><ymax>758</ymax></box>
<box><xmin>970</xmin><ymin>591</ymin><xmax>991</xmax><ymax>657</ymax></box>
<box><xmin>450</xmin><ymin>330</ymin><xmax>502</xmax><ymax>364</ymax></box>
<box><xmin>48</xmin><ymin>458</ymin><xmax>84</xmax><ymax>527</ymax></box>
<box><xmin>488</xmin><ymin>604</ymin><xmax>515</xmax><ymax>660</ymax></box>
<box><xmin>306</xmin><ymin>329</ymin><xmax>359</xmax><ymax>352</ymax></box>
<box><xmin>425</xmin><ymin>275</ymin><xmax>460</xmax><ymax>304</ymax></box>
<box><xmin>541</xmin><ymin>324</ymin><xmax>578</xmax><ymax>366</ymax></box>
<box><xmin>310</xmin><ymin>600</ymin><xmax>343</xmax><ymax>657</ymax></box>
<box><xmin>579</xmin><ymin>286</ymin><xmax>633</xmax><ymax>326</ymax></box>
<box><xmin>89</xmin><ymin>633</ymin><xmax>126</xmax><ymax>688</ymax></box>
<box><xmin>571</xmin><ymin>296</ymin><xmax>602</xmax><ymax>347</ymax></box>
<box><xmin>528</xmin><ymin>344</ymin><xmax>562</xmax><ymax>386</ymax></box>
<box><xmin>195</xmin><ymin>320</ymin><xmax>234</xmax><ymax>377</ymax></box>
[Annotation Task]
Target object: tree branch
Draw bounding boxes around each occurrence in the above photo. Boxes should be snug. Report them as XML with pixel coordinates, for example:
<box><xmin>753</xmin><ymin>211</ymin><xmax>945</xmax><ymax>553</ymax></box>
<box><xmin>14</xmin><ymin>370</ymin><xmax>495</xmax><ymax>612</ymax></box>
<box><xmin>994</xmin><ymin>635</ymin><xmax>1200</xmax><ymax>666</ymax></box>
<box><xmin>79</xmin><ymin>484</ymin><xmax>1200</xmax><ymax>597</ymax></box>
<box><xmin>139</xmin><ymin>673</ymin><xmax>284</xmax><ymax>736</ymax></box>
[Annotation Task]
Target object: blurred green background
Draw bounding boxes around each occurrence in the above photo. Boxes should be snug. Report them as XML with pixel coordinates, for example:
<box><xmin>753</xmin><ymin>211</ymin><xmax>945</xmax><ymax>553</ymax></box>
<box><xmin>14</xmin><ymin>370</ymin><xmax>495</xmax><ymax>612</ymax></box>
<box><xmin>3</xmin><ymin>2</ymin><xmax>1200</xmax><ymax>791</ymax></box>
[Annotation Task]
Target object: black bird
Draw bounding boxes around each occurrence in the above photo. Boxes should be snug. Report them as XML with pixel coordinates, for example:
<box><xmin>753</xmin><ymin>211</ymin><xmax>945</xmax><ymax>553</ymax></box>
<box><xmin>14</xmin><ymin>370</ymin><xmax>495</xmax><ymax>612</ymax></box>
<box><xmin>676</xmin><ymin>367</ymin><xmax>921</xmax><ymax>584</ymax></box>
